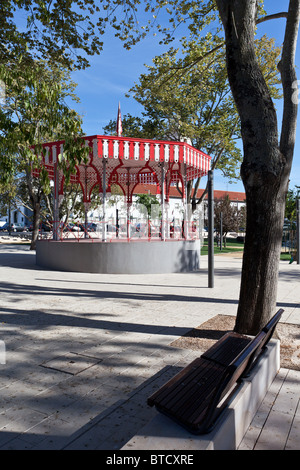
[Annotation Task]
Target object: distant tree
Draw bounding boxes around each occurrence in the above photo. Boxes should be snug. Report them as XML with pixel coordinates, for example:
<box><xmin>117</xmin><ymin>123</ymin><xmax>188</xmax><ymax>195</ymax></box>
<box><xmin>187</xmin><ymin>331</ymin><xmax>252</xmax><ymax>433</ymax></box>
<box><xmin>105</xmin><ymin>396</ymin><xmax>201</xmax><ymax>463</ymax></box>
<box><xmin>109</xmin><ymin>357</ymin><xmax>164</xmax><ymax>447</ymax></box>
<box><xmin>214</xmin><ymin>195</ymin><xmax>244</xmax><ymax>246</ymax></box>
<box><xmin>0</xmin><ymin>182</ymin><xmax>16</xmax><ymax>233</ymax></box>
<box><xmin>285</xmin><ymin>186</ymin><xmax>300</xmax><ymax>223</ymax></box>
<box><xmin>135</xmin><ymin>193</ymin><xmax>160</xmax><ymax>217</ymax></box>
<box><xmin>103</xmin><ymin>114</ymin><xmax>160</xmax><ymax>140</ymax></box>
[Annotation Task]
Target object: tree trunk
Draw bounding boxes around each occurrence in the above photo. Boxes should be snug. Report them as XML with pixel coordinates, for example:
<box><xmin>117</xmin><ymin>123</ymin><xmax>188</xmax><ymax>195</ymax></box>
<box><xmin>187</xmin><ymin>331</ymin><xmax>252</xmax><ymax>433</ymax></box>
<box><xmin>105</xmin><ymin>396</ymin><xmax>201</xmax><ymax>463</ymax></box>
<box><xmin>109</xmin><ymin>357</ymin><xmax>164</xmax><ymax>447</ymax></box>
<box><xmin>30</xmin><ymin>201</ymin><xmax>41</xmax><ymax>250</ymax></box>
<box><xmin>237</xmin><ymin>181</ymin><xmax>287</xmax><ymax>334</ymax></box>
<box><xmin>25</xmin><ymin>165</ymin><xmax>42</xmax><ymax>251</ymax></box>
<box><xmin>216</xmin><ymin>0</ymin><xmax>299</xmax><ymax>334</ymax></box>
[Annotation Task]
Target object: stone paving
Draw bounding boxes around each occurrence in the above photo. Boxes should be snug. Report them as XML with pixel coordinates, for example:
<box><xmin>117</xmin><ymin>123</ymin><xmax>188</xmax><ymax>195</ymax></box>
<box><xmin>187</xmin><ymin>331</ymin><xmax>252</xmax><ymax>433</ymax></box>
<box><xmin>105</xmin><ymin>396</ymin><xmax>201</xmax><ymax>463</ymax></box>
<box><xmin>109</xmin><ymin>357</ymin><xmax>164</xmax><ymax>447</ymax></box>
<box><xmin>0</xmin><ymin>242</ymin><xmax>299</xmax><ymax>450</ymax></box>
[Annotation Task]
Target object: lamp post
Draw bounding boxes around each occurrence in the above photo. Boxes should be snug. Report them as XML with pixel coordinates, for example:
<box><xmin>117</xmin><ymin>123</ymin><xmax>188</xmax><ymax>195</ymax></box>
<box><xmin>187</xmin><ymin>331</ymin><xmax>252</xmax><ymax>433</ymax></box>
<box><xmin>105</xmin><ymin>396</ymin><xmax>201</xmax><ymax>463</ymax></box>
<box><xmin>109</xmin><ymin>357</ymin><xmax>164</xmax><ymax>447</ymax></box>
<box><xmin>296</xmin><ymin>190</ymin><xmax>300</xmax><ymax>264</ymax></box>
<box><xmin>50</xmin><ymin>177</ymin><xmax>59</xmax><ymax>241</ymax></box>
<box><xmin>208</xmin><ymin>170</ymin><xmax>214</xmax><ymax>288</ymax></box>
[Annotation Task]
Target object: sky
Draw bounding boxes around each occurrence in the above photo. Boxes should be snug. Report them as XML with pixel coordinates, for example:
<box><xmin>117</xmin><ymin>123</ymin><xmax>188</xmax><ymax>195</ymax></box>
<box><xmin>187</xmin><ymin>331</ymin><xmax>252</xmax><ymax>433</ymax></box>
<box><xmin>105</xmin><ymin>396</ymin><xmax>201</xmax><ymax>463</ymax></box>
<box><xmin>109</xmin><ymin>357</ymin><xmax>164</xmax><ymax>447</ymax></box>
<box><xmin>67</xmin><ymin>1</ymin><xmax>300</xmax><ymax>194</ymax></box>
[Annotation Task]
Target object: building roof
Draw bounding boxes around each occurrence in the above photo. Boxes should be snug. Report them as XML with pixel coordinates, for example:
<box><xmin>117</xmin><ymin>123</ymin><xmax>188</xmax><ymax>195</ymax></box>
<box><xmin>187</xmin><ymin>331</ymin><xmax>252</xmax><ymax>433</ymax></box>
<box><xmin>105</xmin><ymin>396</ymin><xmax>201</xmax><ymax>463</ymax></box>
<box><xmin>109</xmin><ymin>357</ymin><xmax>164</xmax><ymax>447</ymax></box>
<box><xmin>133</xmin><ymin>184</ymin><xmax>246</xmax><ymax>202</ymax></box>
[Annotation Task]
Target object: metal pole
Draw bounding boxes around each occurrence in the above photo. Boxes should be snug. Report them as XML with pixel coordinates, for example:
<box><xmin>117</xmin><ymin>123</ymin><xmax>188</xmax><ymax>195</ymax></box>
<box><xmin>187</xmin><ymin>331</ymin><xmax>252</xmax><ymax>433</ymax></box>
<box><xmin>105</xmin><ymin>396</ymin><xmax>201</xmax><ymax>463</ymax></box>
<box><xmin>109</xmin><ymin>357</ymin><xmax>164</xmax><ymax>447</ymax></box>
<box><xmin>220</xmin><ymin>211</ymin><xmax>223</xmax><ymax>250</ymax></box>
<box><xmin>53</xmin><ymin>162</ymin><xmax>59</xmax><ymax>241</ymax></box>
<box><xmin>84</xmin><ymin>204</ymin><xmax>88</xmax><ymax>238</ymax></box>
<box><xmin>84</xmin><ymin>165</ymin><xmax>88</xmax><ymax>238</ymax></box>
<box><xmin>8</xmin><ymin>200</ymin><xmax>11</xmax><ymax>236</ymax></box>
<box><xmin>127</xmin><ymin>203</ymin><xmax>130</xmax><ymax>240</ymax></box>
<box><xmin>116</xmin><ymin>208</ymin><xmax>119</xmax><ymax>238</ymax></box>
<box><xmin>296</xmin><ymin>196</ymin><xmax>300</xmax><ymax>264</ymax></box>
<box><xmin>208</xmin><ymin>170</ymin><xmax>214</xmax><ymax>288</ymax></box>
<box><xmin>126</xmin><ymin>168</ymin><xmax>130</xmax><ymax>240</ymax></box>
<box><xmin>183</xmin><ymin>163</ymin><xmax>188</xmax><ymax>240</ymax></box>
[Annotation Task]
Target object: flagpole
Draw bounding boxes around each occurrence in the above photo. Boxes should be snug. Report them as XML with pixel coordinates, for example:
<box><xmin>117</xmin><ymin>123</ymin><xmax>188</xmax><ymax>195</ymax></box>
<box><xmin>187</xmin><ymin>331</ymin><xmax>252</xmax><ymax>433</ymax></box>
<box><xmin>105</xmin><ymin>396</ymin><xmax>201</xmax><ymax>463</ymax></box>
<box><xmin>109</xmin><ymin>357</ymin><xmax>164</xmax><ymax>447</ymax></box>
<box><xmin>116</xmin><ymin>102</ymin><xmax>122</xmax><ymax>137</ymax></box>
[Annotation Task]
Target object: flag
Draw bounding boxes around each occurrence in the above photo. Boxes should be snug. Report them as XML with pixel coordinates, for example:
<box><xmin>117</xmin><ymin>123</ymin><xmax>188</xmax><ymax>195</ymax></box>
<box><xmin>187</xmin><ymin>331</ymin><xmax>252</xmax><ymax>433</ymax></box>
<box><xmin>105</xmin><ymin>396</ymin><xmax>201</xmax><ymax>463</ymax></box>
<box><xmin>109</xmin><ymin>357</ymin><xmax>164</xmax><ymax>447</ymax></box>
<box><xmin>116</xmin><ymin>102</ymin><xmax>122</xmax><ymax>137</ymax></box>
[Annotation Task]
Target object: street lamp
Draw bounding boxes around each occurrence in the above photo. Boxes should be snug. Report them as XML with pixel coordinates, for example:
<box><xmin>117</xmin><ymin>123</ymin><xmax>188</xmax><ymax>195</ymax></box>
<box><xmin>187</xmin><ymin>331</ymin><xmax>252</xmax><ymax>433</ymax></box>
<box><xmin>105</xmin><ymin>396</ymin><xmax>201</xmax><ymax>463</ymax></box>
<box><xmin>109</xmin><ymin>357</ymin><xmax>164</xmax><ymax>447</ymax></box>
<box><xmin>50</xmin><ymin>171</ymin><xmax>59</xmax><ymax>241</ymax></box>
<box><xmin>208</xmin><ymin>170</ymin><xmax>214</xmax><ymax>287</ymax></box>
<box><xmin>296</xmin><ymin>189</ymin><xmax>300</xmax><ymax>264</ymax></box>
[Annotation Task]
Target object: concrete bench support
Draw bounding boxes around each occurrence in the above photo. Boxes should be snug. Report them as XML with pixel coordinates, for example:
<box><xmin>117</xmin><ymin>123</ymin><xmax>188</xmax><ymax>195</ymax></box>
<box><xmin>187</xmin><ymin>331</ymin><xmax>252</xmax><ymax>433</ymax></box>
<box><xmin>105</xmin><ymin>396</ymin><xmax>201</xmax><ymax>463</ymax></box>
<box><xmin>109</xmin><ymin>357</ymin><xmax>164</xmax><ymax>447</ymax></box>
<box><xmin>122</xmin><ymin>339</ymin><xmax>280</xmax><ymax>450</ymax></box>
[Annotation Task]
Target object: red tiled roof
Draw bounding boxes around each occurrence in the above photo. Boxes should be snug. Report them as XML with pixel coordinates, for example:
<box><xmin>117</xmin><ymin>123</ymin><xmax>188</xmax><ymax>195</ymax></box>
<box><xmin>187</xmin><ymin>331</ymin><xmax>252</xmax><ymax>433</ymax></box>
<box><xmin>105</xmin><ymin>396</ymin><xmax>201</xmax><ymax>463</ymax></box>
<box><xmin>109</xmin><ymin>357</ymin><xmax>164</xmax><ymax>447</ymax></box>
<box><xmin>133</xmin><ymin>184</ymin><xmax>246</xmax><ymax>202</ymax></box>
<box><xmin>212</xmin><ymin>190</ymin><xmax>246</xmax><ymax>201</ymax></box>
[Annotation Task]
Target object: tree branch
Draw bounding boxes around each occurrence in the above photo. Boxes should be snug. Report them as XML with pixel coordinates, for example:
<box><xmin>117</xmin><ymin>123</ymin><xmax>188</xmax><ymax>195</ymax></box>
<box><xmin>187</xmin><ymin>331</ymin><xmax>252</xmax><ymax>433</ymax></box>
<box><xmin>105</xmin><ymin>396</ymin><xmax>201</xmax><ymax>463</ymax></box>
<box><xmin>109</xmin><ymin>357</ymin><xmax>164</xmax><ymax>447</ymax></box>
<box><xmin>156</xmin><ymin>43</ymin><xmax>224</xmax><ymax>90</ymax></box>
<box><xmin>278</xmin><ymin>0</ymin><xmax>300</xmax><ymax>166</ymax></box>
<box><xmin>256</xmin><ymin>12</ymin><xmax>288</xmax><ymax>24</ymax></box>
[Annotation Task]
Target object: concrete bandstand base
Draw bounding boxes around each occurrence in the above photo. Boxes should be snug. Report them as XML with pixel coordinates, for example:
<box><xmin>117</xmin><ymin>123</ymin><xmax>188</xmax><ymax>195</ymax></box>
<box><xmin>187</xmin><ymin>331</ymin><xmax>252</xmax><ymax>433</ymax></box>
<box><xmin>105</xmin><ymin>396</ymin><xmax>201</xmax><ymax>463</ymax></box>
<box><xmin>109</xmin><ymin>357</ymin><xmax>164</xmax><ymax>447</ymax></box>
<box><xmin>36</xmin><ymin>239</ymin><xmax>201</xmax><ymax>274</ymax></box>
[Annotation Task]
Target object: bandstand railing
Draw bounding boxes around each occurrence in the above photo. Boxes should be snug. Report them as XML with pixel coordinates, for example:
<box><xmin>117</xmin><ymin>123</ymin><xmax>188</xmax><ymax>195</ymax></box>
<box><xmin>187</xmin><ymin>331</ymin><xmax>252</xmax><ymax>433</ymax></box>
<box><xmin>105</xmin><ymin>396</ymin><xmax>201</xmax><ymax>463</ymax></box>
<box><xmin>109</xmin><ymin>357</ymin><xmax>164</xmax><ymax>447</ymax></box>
<box><xmin>38</xmin><ymin>219</ymin><xmax>201</xmax><ymax>243</ymax></box>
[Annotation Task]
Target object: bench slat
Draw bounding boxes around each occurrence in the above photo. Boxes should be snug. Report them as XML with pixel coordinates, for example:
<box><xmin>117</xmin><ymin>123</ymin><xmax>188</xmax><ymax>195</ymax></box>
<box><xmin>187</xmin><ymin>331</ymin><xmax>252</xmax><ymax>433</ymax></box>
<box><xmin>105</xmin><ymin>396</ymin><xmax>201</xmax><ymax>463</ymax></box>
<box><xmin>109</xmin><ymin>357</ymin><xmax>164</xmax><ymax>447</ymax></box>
<box><xmin>148</xmin><ymin>358</ymin><xmax>220</xmax><ymax>407</ymax></box>
<box><xmin>150</xmin><ymin>361</ymin><xmax>227</xmax><ymax>430</ymax></box>
<box><xmin>175</xmin><ymin>364</ymin><xmax>227</xmax><ymax>423</ymax></box>
<box><xmin>162</xmin><ymin>362</ymin><xmax>225</xmax><ymax>414</ymax></box>
<box><xmin>202</xmin><ymin>332</ymin><xmax>252</xmax><ymax>366</ymax></box>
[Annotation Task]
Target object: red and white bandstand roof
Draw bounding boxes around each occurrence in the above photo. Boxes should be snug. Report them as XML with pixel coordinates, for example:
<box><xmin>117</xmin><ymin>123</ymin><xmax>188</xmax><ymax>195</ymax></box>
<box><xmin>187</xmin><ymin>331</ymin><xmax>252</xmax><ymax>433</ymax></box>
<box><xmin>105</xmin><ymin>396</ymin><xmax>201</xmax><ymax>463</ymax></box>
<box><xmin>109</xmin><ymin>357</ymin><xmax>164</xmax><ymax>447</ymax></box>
<box><xmin>33</xmin><ymin>134</ymin><xmax>211</xmax><ymax>203</ymax></box>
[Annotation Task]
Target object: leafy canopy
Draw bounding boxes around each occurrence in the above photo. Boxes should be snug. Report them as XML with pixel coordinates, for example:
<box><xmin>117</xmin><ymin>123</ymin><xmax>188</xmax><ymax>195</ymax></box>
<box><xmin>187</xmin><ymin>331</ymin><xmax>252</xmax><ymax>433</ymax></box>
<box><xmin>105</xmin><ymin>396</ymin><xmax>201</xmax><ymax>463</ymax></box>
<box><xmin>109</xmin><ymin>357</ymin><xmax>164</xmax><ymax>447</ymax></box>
<box><xmin>0</xmin><ymin>59</ymin><xmax>88</xmax><ymax>189</ymax></box>
<box><xmin>1</xmin><ymin>1</ymin><xmax>269</xmax><ymax>70</ymax></box>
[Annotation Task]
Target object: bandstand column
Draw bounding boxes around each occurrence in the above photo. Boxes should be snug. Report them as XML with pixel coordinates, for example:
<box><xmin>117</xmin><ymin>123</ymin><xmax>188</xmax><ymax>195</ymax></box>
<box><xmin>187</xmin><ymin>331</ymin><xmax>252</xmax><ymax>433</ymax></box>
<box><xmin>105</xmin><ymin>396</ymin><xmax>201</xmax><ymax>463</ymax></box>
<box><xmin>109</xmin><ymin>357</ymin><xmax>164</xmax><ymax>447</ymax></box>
<box><xmin>84</xmin><ymin>202</ymin><xmax>91</xmax><ymax>238</ymax></box>
<box><xmin>126</xmin><ymin>168</ymin><xmax>131</xmax><ymax>239</ymax></box>
<box><xmin>84</xmin><ymin>165</ymin><xmax>89</xmax><ymax>238</ymax></box>
<box><xmin>53</xmin><ymin>160</ymin><xmax>59</xmax><ymax>241</ymax></box>
<box><xmin>183</xmin><ymin>163</ymin><xmax>188</xmax><ymax>239</ymax></box>
<box><xmin>102</xmin><ymin>158</ymin><xmax>107</xmax><ymax>242</ymax></box>
<box><xmin>160</xmin><ymin>162</ymin><xmax>165</xmax><ymax>241</ymax></box>
<box><xmin>126</xmin><ymin>202</ymin><xmax>131</xmax><ymax>239</ymax></box>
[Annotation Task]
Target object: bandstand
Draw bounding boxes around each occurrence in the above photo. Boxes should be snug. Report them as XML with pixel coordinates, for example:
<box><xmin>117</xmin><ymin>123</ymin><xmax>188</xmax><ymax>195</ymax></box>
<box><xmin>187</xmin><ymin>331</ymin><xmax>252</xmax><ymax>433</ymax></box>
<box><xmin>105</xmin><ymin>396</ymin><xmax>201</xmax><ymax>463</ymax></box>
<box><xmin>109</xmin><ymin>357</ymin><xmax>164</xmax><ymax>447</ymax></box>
<box><xmin>34</xmin><ymin>134</ymin><xmax>211</xmax><ymax>273</ymax></box>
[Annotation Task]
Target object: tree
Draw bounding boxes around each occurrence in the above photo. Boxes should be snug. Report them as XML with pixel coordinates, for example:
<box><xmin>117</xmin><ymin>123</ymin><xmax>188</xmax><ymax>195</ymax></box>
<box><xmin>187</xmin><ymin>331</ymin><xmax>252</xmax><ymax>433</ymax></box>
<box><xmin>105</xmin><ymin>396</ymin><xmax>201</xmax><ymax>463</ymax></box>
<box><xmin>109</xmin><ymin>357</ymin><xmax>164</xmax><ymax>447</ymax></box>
<box><xmin>103</xmin><ymin>113</ymin><xmax>161</xmax><ymax>140</ymax></box>
<box><xmin>129</xmin><ymin>37</ymin><xmax>242</xmax><ymax>209</ymax></box>
<box><xmin>0</xmin><ymin>59</ymin><xmax>88</xmax><ymax>249</ymax></box>
<box><xmin>135</xmin><ymin>193</ymin><xmax>160</xmax><ymax>217</ymax></box>
<box><xmin>128</xmin><ymin>33</ymin><xmax>281</xmax><ymax>212</ymax></box>
<box><xmin>285</xmin><ymin>186</ymin><xmax>300</xmax><ymax>222</ymax></box>
<box><xmin>106</xmin><ymin>0</ymin><xmax>299</xmax><ymax>334</ymax></box>
<box><xmin>215</xmin><ymin>0</ymin><xmax>300</xmax><ymax>334</ymax></box>
<box><xmin>0</xmin><ymin>0</ymin><xmax>174</xmax><ymax>71</ymax></box>
<box><xmin>0</xmin><ymin>181</ymin><xmax>16</xmax><ymax>234</ymax></box>
<box><xmin>119</xmin><ymin>0</ymin><xmax>299</xmax><ymax>334</ymax></box>
<box><xmin>104</xmin><ymin>32</ymin><xmax>281</xmax><ymax>215</ymax></box>
<box><xmin>0</xmin><ymin>0</ymin><xmax>119</xmax><ymax>70</ymax></box>
<box><xmin>214</xmin><ymin>195</ymin><xmax>245</xmax><ymax>246</ymax></box>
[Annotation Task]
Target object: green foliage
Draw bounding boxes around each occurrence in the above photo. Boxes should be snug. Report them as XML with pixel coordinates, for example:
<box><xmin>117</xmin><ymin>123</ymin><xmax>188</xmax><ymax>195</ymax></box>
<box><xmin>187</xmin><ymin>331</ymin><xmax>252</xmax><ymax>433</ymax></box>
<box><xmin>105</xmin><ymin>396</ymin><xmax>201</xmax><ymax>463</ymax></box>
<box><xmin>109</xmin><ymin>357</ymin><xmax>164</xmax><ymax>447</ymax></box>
<box><xmin>0</xmin><ymin>180</ymin><xmax>16</xmax><ymax>218</ymax></box>
<box><xmin>104</xmin><ymin>13</ymin><xmax>281</xmax><ymax>212</ymax></box>
<box><xmin>0</xmin><ymin>57</ymin><xmax>89</xmax><ymax>248</ymax></box>
<box><xmin>0</xmin><ymin>59</ymin><xmax>88</xmax><ymax>188</ymax></box>
<box><xmin>128</xmin><ymin>32</ymin><xmax>281</xmax><ymax>184</ymax></box>
<box><xmin>103</xmin><ymin>114</ymin><xmax>160</xmax><ymax>139</ymax></box>
<box><xmin>135</xmin><ymin>193</ymin><xmax>160</xmax><ymax>216</ymax></box>
<box><xmin>2</xmin><ymin>0</ymin><xmax>202</xmax><ymax>70</ymax></box>
<box><xmin>1</xmin><ymin>0</ymin><xmax>113</xmax><ymax>70</ymax></box>
<box><xmin>0</xmin><ymin>1</ymin><xmax>287</xmax><ymax>72</ymax></box>
<box><xmin>285</xmin><ymin>186</ymin><xmax>300</xmax><ymax>222</ymax></box>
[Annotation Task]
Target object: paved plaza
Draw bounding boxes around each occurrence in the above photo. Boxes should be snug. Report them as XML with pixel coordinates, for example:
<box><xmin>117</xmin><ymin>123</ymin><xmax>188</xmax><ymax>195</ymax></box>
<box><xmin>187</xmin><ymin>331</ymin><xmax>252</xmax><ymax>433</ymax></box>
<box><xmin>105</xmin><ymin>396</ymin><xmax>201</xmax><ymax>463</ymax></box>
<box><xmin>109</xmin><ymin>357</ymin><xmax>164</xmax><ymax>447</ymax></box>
<box><xmin>0</xmin><ymin>241</ymin><xmax>299</xmax><ymax>450</ymax></box>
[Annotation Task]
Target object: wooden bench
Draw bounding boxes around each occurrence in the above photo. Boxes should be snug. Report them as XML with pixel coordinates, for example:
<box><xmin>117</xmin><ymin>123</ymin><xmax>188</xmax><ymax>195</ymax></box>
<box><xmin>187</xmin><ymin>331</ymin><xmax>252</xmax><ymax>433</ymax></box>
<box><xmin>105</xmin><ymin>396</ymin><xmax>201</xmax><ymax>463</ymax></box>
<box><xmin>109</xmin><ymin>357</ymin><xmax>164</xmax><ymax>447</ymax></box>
<box><xmin>147</xmin><ymin>309</ymin><xmax>283</xmax><ymax>435</ymax></box>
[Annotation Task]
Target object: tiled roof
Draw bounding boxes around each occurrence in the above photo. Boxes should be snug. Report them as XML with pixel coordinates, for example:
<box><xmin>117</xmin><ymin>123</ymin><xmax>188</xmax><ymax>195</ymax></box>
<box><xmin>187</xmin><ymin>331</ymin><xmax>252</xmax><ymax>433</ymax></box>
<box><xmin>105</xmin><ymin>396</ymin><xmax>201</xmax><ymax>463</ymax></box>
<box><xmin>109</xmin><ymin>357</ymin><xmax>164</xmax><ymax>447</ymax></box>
<box><xmin>133</xmin><ymin>184</ymin><xmax>246</xmax><ymax>202</ymax></box>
